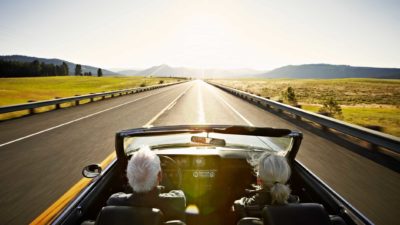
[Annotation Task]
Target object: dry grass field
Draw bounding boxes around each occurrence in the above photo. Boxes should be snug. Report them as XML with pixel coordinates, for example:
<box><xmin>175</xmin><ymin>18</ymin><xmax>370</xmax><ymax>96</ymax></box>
<box><xmin>212</xmin><ymin>78</ymin><xmax>400</xmax><ymax>137</ymax></box>
<box><xmin>0</xmin><ymin>76</ymin><xmax>181</xmax><ymax>120</ymax></box>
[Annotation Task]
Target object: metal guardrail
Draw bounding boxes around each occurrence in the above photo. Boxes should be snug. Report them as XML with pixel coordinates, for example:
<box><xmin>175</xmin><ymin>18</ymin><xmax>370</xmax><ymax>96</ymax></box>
<box><xmin>208</xmin><ymin>82</ymin><xmax>400</xmax><ymax>154</ymax></box>
<box><xmin>0</xmin><ymin>81</ymin><xmax>184</xmax><ymax>115</ymax></box>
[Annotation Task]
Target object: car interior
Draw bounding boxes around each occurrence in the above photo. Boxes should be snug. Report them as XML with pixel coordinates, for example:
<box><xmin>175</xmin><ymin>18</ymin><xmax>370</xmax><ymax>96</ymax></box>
<box><xmin>64</xmin><ymin>126</ymin><xmax>361</xmax><ymax>225</ymax></box>
<box><xmin>76</xmin><ymin>152</ymin><xmax>352</xmax><ymax>225</ymax></box>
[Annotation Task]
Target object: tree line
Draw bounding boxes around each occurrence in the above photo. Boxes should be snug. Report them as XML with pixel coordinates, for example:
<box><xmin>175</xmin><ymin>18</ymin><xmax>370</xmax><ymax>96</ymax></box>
<box><xmin>0</xmin><ymin>60</ymin><xmax>69</xmax><ymax>77</ymax></box>
<box><xmin>0</xmin><ymin>60</ymin><xmax>103</xmax><ymax>77</ymax></box>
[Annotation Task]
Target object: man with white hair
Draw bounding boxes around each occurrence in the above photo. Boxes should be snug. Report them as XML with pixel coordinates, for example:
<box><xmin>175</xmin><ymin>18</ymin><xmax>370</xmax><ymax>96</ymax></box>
<box><xmin>107</xmin><ymin>146</ymin><xmax>186</xmax><ymax>221</ymax></box>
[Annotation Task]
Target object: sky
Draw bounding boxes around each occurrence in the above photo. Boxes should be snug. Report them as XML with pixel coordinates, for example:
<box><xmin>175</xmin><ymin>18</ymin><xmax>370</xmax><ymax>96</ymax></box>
<box><xmin>0</xmin><ymin>0</ymin><xmax>399</xmax><ymax>70</ymax></box>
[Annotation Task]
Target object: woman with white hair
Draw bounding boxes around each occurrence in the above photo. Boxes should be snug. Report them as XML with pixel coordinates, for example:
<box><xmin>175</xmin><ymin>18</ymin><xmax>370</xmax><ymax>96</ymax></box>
<box><xmin>234</xmin><ymin>152</ymin><xmax>299</xmax><ymax>217</ymax></box>
<box><xmin>107</xmin><ymin>146</ymin><xmax>186</xmax><ymax>221</ymax></box>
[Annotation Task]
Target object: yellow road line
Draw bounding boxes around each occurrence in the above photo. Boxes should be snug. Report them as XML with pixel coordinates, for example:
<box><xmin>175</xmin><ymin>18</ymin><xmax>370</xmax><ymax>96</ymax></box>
<box><xmin>30</xmin><ymin>152</ymin><xmax>116</xmax><ymax>225</ymax></box>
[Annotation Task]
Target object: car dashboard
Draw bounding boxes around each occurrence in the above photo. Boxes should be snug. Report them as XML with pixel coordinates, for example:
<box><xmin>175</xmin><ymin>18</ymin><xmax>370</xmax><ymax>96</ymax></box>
<box><xmin>156</xmin><ymin>150</ymin><xmax>255</xmax><ymax>219</ymax></box>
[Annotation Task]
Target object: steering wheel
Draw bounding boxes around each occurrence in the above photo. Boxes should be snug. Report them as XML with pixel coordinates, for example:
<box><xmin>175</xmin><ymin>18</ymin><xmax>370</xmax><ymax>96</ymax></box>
<box><xmin>159</xmin><ymin>155</ymin><xmax>182</xmax><ymax>191</ymax></box>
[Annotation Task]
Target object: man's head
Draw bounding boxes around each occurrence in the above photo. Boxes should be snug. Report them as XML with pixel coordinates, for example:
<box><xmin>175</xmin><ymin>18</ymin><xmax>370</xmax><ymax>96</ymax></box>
<box><xmin>126</xmin><ymin>146</ymin><xmax>161</xmax><ymax>193</ymax></box>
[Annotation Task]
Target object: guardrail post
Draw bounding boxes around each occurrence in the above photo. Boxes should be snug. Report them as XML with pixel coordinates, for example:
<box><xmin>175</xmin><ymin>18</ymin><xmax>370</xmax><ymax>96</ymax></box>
<box><xmin>75</xmin><ymin>95</ymin><xmax>80</xmax><ymax>105</ymax></box>
<box><xmin>369</xmin><ymin>143</ymin><xmax>379</xmax><ymax>151</ymax></box>
<box><xmin>277</xmin><ymin>100</ymin><xmax>283</xmax><ymax>113</ymax></box>
<box><xmin>89</xmin><ymin>93</ymin><xmax>95</xmax><ymax>102</ymax></box>
<box><xmin>54</xmin><ymin>97</ymin><xmax>61</xmax><ymax>109</ymax></box>
<box><xmin>295</xmin><ymin>105</ymin><xmax>302</xmax><ymax>120</ymax></box>
<box><xmin>27</xmin><ymin>100</ymin><xmax>35</xmax><ymax>114</ymax></box>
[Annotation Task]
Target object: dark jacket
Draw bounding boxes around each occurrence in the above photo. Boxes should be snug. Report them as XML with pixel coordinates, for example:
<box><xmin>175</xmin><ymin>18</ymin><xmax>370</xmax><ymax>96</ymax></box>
<box><xmin>107</xmin><ymin>186</ymin><xmax>186</xmax><ymax>221</ymax></box>
<box><xmin>234</xmin><ymin>188</ymin><xmax>299</xmax><ymax>218</ymax></box>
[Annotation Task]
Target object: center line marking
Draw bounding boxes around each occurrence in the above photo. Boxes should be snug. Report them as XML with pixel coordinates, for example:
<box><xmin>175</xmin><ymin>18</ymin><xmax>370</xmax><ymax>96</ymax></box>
<box><xmin>0</xmin><ymin>86</ymin><xmax>176</xmax><ymax>148</ymax></box>
<box><xmin>143</xmin><ymin>84</ymin><xmax>193</xmax><ymax>127</ymax></box>
<box><xmin>197</xmin><ymin>81</ymin><xmax>206</xmax><ymax>124</ymax></box>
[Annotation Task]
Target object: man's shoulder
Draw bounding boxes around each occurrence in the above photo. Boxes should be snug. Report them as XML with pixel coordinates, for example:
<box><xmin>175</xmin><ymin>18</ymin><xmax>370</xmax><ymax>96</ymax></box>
<box><xmin>107</xmin><ymin>192</ymin><xmax>132</xmax><ymax>206</ymax></box>
<box><xmin>158</xmin><ymin>189</ymin><xmax>186</xmax><ymax>209</ymax></box>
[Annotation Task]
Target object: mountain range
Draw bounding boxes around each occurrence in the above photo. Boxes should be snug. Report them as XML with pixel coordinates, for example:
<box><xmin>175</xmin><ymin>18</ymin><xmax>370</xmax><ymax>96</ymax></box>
<box><xmin>118</xmin><ymin>64</ymin><xmax>400</xmax><ymax>79</ymax></box>
<box><xmin>1</xmin><ymin>55</ymin><xmax>399</xmax><ymax>78</ymax></box>
<box><xmin>118</xmin><ymin>64</ymin><xmax>264</xmax><ymax>78</ymax></box>
<box><xmin>0</xmin><ymin>55</ymin><xmax>117</xmax><ymax>75</ymax></box>
<box><xmin>262</xmin><ymin>64</ymin><xmax>400</xmax><ymax>79</ymax></box>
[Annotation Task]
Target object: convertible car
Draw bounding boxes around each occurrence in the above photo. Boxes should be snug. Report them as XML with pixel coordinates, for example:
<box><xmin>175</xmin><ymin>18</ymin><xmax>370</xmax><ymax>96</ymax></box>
<box><xmin>52</xmin><ymin>125</ymin><xmax>373</xmax><ymax>225</ymax></box>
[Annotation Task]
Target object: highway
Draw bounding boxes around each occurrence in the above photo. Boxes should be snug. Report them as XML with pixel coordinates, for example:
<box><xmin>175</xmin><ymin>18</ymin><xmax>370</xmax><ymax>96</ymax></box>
<box><xmin>0</xmin><ymin>80</ymin><xmax>398</xmax><ymax>225</ymax></box>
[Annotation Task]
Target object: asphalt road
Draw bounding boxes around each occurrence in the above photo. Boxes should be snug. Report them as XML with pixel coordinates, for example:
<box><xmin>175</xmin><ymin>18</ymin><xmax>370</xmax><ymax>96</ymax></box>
<box><xmin>0</xmin><ymin>80</ymin><xmax>398</xmax><ymax>225</ymax></box>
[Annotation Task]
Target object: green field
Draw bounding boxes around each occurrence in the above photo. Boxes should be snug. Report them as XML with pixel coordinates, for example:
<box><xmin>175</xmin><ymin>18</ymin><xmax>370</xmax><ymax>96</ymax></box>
<box><xmin>0</xmin><ymin>76</ymin><xmax>181</xmax><ymax>119</ymax></box>
<box><xmin>212</xmin><ymin>78</ymin><xmax>400</xmax><ymax>137</ymax></box>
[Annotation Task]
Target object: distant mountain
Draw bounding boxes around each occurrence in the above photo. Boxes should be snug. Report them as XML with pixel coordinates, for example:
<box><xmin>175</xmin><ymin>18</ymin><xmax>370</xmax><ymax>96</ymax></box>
<box><xmin>262</xmin><ymin>64</ymin><xmax>400</xmax><ymax>79</ymax></box>
<box><xmin>0</xmin><ymin>55</ymin><xmax>118</xmax><ymax>75</ymax></box>
<box><xmin>117</xmin><ymin>69</ymin><xmax>141</xmax><ymax>76</ymax></box>
<box><xmin>126</xmin><ymin>64</ymin><xmax>264</xmax><ymax>78</ymax></box>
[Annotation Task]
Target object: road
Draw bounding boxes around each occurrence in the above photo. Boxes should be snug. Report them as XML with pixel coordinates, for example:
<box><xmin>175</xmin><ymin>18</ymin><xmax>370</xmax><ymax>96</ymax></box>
<box><xmin>0</xmin><ymin>80</ymin><xmax>398</xmax><ymax>225</ymax></box>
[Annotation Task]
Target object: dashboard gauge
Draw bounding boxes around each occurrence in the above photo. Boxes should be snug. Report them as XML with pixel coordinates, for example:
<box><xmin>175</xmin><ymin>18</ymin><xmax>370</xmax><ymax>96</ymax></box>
<box><xmin>177</xmin><ymin>157</ymin><xmax>189</xmax><ymax>167</ymax></box>
<box><xmin>194</xmin><ymin>157</ymin><xmax>206</xmax><ymax>167</ymax></box>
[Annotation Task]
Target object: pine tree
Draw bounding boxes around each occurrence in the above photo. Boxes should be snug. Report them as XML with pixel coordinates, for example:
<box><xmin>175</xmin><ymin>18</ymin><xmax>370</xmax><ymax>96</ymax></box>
<box><xmin>97</xmin><ymin>68</ymin><xmax>103</xmax><ymax>77</ymax></box>
<box><xmin>75</xmin><ymin>64</ymin><xmax>82</xmax><ymax>75</ymax></box>
<box><xmin>62</xmin><ymin>62</ymin><xmax>69</xmax><ymax>75</ymax></box>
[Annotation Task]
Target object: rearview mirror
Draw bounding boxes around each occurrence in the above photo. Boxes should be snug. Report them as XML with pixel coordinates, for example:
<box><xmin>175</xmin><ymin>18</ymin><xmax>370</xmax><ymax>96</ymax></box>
<box><xmin>82</xmin><ymin>164</ymin><xmax>102</xmax><ymax>178</ymax></box>
<box><xmin>191</xmin><ymin>136</ymin><xmax>226</xmax><ymax>146</ymax></box>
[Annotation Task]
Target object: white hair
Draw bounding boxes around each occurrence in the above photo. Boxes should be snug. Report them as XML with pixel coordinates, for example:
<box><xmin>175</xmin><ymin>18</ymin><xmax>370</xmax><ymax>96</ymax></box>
<box><xmin>257</xmin><ymin>152</ymin><xmax>291</xmax><ymax>204</ymax></box>
<box><xmin>126</xmin><ymin>146</ymin><xmax>161</xmax><ymax>193</ymax></box>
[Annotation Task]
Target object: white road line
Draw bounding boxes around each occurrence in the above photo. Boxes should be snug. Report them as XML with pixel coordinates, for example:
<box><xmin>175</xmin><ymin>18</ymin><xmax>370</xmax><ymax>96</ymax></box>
<box><xmin>143</xmin><ymin>85</ymin><xmax>192</xmax><ymax>127</ymax></box>
<box><xmin>207</xmin><ymin>84</ymin><xmax>254</xmax><ymax>126</ymax></box>
<box><xmin>197</xmin><ymin>81</ymin><xmax>206</xmax><ymax>124</ymax></box>
<box><xmin>208</xmin><ymin>84</ymin><xmax>283</xmax><ymax>151</ymax></box>
<box><xmin>0</xmin><ymin>88</ymin><xmax>175</xmax><ymax>148</ymax></box>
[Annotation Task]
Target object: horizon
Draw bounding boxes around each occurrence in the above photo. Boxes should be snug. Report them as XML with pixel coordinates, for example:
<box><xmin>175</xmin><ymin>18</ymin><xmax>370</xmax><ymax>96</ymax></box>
<box><xmin>1</xmin><ymin>0</ymin><xmax>399</xmax><ymax>70</ymax></box>
<box><xmin>3</xmin><ymin>54</ymin><xmax>400</xmax><ymax>73</ymax></box>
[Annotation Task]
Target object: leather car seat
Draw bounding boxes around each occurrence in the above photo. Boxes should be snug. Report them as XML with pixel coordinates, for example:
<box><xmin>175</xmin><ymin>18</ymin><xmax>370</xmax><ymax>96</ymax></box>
<box><xmin>95</xmin><ymin>206</ymin><xmax>162</xmax><ymax>225</ymax></box>
<box><xmin>262</xmin><ymin>203</ymin><xmax>331</xmax><ymax>225</ymax></box>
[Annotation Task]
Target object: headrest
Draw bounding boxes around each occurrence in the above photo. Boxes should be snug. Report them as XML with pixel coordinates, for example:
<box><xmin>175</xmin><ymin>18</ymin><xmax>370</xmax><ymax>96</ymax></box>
<box><xmin>263</xmin><ymin>203</ymin><xmax>331</xmax><ymax>225</ymax></box>
<box><xmin>95</xmin><ymin>206</ymin><xmax>162</xmax><ymax>225</ymax></box>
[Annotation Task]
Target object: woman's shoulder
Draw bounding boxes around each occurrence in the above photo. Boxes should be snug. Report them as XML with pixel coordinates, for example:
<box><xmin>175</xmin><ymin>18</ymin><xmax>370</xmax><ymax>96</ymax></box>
<box><xmin>288</xmin><ymin>194</ymin><xmax>300</xmax><ymax>203</ymax></box>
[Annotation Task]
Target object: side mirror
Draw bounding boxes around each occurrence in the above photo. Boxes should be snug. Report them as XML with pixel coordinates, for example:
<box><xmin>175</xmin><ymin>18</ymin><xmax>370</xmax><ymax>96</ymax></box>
<box><xmin>82</xmin><ymin>164</ymin><xmax>102</xmax><ymax>178</ymax></box>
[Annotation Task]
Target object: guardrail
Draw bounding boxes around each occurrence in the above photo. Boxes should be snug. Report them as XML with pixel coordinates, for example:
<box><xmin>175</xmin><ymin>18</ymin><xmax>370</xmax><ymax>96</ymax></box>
<box><xmin>208</xmin><ymin>81</ymin><xmax>400</xmax><ymax>155</ymax></box>
<box><xmin>0</xmin><ymin>81</ymin><xmax>184</xmax><ymax>115</ymax></box>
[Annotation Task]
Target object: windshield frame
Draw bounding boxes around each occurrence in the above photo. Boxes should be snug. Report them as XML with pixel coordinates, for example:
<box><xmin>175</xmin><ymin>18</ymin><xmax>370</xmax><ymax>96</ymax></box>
<box><xmin>115</xmin><ymin>125</ymin><xmax>302</xmax><ymax>166</ymax></box>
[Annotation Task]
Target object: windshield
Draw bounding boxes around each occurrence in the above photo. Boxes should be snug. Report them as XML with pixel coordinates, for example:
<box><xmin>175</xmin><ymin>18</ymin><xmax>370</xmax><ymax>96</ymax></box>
<box><xmin>124</xmin><ymin>132</ymin><xmax>294</xmax><ymax>156</ymax></box>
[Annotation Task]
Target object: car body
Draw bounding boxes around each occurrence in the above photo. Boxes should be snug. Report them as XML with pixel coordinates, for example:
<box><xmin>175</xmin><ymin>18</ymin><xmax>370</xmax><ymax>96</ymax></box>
<box><xmin>52</xmin><ymin>125</ymin><xmax>373</xmax><ymax>225</ymax></box>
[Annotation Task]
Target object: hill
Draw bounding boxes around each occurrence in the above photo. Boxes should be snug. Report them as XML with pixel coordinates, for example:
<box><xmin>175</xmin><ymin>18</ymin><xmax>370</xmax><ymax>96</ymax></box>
<box><xmin>262</xmin><ymin>64</ymin><xmax>400</xmax><ymax>79</ymax></box>
<box><xmin>117</xmin><ymin>69</ymin><xmax>141</xmax><ymax>76</ymax></box>
<box><xmin>120</xmin><ymin>64</ymin><xmax>263</xmax><ymax>78</ymax></box>
<box><xmin>0</xmin><ymin>55</ymin><xmax>118</xmax><ymax>75</ymax></box>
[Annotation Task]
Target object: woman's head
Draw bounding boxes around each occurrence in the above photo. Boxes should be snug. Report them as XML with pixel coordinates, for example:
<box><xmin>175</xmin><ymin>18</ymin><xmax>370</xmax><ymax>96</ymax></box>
<box><xmin>257</xmin><ymin>152</ymin><xmax>291</xmax><ymax>204</ymax></box>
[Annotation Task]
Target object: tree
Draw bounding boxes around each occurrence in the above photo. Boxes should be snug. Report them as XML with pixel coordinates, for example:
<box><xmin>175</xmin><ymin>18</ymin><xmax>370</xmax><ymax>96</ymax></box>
<box><xmin>75</xmin><ymin>64</ymin><xmax>82</xmax><ymax>75</ymax></box>
<box><xmin>318</xmin><ymin>97</ymin><xmax>343</xmax><ymax>118</ymax></box>
<box><xmin>97</xmin><ymin>68</ymin><xmax>103</xmax><ymax>77</ymax></box>
<box><xmin>62</xmin><ymin>62</ymin><xmax>69</xmax><ymax>75</ymax></box>
<box><xmin>281</xmin><ymin>86</ymin><xmax>298</xmax><ymax>105</ymax></box>
<box><xmin>31</xmin><ymin>60</ymin><xmax>41</xmax><ymax>76</ymax></box>
<box><xmin>0</xmin><ymin>60</ymin><xmax>70</xmax><ymax>77</ymax></box>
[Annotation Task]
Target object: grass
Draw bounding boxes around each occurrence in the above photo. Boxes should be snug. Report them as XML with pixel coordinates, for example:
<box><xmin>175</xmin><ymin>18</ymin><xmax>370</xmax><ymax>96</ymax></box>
<box><xmin>212</xmin><ymin>78</ymin><xmax>400</xmax><ymax>105</ymax></box>
<box><xmin>0</xmin><ymin>76</ymin><xmax>180</xmax><ymax>106</ymax></box>
<box><xmin>302</xmin><ymin>104</ymin><xmax>400</xmax><ymax>136</ymax></box>
<box><xmin>212</xmin><ymin>78</ymin><xmax>400</xmax><ymax>137</ymax></box>
<box><xmin>0</xmin><ymin>76</ymin><xmax>181</xmax><ymax>120</ymax></box>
